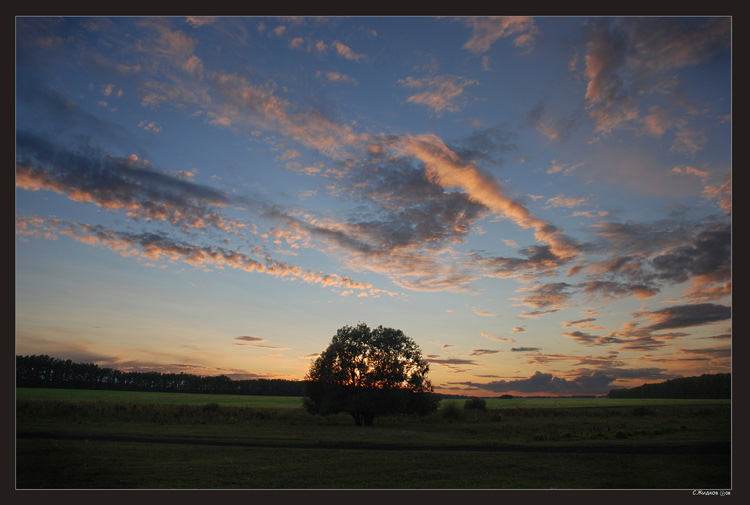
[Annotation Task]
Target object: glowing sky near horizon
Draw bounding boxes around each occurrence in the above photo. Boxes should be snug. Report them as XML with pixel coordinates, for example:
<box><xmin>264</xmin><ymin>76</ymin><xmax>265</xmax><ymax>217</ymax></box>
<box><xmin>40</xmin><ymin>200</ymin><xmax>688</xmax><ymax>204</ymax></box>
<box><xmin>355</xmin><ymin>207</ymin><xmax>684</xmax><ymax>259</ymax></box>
<box><xmin>15</xmin><ymin>16</ymin><xmax>731</xmax><ymax>396</ymax></box>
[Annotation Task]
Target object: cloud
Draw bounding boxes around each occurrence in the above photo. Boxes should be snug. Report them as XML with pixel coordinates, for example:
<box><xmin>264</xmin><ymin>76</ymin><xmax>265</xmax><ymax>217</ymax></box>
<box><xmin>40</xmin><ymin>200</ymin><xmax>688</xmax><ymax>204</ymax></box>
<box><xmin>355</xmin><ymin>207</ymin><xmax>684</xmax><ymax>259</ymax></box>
<box><xmin>562</xmin><ymin>331</ymin><xmax>601</xmax><ymax>346</ymax></box>
<box><xmin>399</xmin><ymin>74</ymin><xmax>478</xmax><ymax>114</ymax></box>
<box><xmin>677</xmin><ymin>346</ymin><xmax>731</xmax><ymax>359</ymax></box>
<box><xmin>671</xmin><ymin>165</ymin><xmax>711</xmax><ymax>180</ymax></box>
<box><xmin>460</xmin><ymin>370</ymin><xmax>616</xmax><ymax>395</ymax></box>
<box><xmin>331</xmin><ymin>40</ymin><xmax>365</xmax><ymax>61</ymax></box>
<box><xmin>650</xmin><ymin>223</ymin><xmax>731</xmax><ymax>286</ymax></box>
<box><xmin>482</xmin><ymin>333</ymin><xmax>516</xmax><ymax>343</ymax></box>
<box><xmin>459</xmin><ymin>17</ymin><xmax>538</xmax><ymax>54</ymax></box>
<box><xmin>637</xmin><ymin>303</ymin><xmax>731</xmax><ymax>331</ymax></box>
<box><xmin>580</xmin><ymin>18</ymin><xmax>730</xmax><ymax>137</ymax></box>
<box><xmin>703</xmin><ymin>172</ymin><xmax>731</xmax><ymax>215</ymax></box>
<box><xmin>470</xmin><ymin>349</ymin><xmax>500</xmax><ymax>356</ymax></box>
<box><xmin>393</xmin><ymin>133</ymin><xmax>583</xmax><ymax>261</ymax></box>
<box><xmin>517</xmin><ymin>282</ymin><xmax>576</xmax><ymax>310</ymax></box>
<box><xmin>472</xmin><ymin>307</ymin><xmax>496</xmax><ymax>317</ymax></box>
<box><xmin>234</xmin><ymin>336</ymin><xmax>267</xmax><ymax>343</ymax></box>
<box><xmin>15</xmin><ymin>132</ymin><xmax>244</xmax><ymax>234</ymax></box>
<box><xmin>546</xmin><ymin>194</ymin><xmax>589</xmax><ymax>208</ymax></box>
<box><xmin>16</xmin><ymin>216</ymin><xmax>376</xmax><ymax>295</ymax></box>
<box><xmin>427</xmin><ymin>357</ymin><xmax>480</xmax><ymax>373</ymax></box>
<box><xmin>528</xmin><ymin>103</ymin><xmax>581</xmax><ymax>143</ymax></box>
<box><xmin>316</xmin><ymin>70</ymin><xmax>357</xmax><ymax>84</ymax></box>
<box><xmin>564</xmin><ymin>318</ymin><xmax>597</xmax><ymax>327</ymax></box>
<box><xmin>469</xmin><ymin>245</ymin><xmax>568</xmax><ymax>280</ymax></box>
<box><xmin>449</xmin><ymin>127</ymin><xmax>518</xmax><ymax>167</ymax></box>
<box><xmin>585</xmin><ymin>219</ymin><xmax>731</xmax><ymax>303</ymax></box>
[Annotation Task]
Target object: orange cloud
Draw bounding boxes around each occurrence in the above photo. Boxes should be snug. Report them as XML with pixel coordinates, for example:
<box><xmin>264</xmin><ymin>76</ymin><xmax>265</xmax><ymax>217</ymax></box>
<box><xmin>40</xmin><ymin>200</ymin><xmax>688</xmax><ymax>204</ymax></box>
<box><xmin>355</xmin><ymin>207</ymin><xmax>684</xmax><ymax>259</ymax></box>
<box><xmin>393</xmin><ymin>134</ymin><xmax>582</xmax><ymax>261</ymax></box>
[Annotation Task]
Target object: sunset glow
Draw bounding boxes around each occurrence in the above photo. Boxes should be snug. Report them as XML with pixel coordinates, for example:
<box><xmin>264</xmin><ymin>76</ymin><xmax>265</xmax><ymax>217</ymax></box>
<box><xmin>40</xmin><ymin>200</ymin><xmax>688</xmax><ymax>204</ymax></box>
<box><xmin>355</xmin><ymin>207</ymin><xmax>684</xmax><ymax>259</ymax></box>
<box><xmin>15</xmin><ymin>16</ymin><xmax>731</xmax><ymax>397</ymax></box>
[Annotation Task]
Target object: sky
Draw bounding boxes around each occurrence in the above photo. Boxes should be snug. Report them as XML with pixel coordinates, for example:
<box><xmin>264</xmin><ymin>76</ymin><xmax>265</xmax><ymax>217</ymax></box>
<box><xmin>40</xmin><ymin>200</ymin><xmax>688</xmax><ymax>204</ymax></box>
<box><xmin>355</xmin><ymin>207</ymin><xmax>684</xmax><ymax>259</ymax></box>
<box><xmin>15</xmin><ymin>16</ymin><xmax>732</xmax><ymax>397</ymax></box>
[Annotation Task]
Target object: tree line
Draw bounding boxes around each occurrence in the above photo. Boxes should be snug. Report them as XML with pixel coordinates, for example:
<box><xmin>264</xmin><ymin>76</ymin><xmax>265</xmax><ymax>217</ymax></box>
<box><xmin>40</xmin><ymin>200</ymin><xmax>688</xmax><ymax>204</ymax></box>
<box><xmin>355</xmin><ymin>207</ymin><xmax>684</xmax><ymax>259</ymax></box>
<box><xmin>15</xmin><ymin>354</ymin><xmax>306</xmax><ymax>396</ymax></box>
<box><xmin>607</xmin><ymin>373</ymin><xmax>731</xmax><ymax>399</ymax></box>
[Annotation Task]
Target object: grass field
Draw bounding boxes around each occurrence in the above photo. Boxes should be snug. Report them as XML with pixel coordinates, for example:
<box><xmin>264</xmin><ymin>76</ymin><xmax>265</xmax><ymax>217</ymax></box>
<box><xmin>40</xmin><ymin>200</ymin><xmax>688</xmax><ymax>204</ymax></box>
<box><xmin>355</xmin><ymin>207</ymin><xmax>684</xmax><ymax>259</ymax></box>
<box><xmin>15</xmin><ymin>388</ymin><xmax>732</xmax><ymax>490</ymax></box>
<box><xmin>15</xmin><ymin>387</ymin><xmax>729</xmax><ymax>409</ymax></box>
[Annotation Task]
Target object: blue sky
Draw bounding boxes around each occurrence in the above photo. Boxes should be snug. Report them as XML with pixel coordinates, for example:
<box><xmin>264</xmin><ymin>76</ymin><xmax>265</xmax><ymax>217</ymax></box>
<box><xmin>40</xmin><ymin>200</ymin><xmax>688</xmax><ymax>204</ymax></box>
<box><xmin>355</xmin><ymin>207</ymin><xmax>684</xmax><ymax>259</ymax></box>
<box><xmin>15</xmin><ymin>16</ymin><xmax>731</xmax><ymax>396</ymax></box>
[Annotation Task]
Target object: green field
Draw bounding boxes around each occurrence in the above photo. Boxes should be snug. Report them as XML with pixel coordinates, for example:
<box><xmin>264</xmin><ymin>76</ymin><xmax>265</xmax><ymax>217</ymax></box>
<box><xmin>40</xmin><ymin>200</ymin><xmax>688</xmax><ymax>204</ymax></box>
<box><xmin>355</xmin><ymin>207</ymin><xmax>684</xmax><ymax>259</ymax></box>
<box><xmin>15</xmin><ymin>388</ymin><xmax>732</xmax><ymax>490</ymax></box>
<box><xmin>15</xmin><ymin>387</ymin><xmax>304</xmax><ymax>408</ymax></box>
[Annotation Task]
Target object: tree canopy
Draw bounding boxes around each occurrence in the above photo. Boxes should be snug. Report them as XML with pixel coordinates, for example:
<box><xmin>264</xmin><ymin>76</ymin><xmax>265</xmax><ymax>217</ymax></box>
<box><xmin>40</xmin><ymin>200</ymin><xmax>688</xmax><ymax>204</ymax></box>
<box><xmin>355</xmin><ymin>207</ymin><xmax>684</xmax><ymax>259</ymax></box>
<box><xmin>303</xmin><ymin>323</ymin><xmax>438</xmax><ymax>425</ymax></box>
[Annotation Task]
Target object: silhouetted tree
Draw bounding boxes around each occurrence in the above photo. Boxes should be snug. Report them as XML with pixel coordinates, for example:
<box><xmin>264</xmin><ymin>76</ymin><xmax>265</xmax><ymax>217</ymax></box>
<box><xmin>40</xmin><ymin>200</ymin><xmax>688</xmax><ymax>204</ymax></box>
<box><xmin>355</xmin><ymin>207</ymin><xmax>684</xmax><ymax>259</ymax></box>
<box><xmin>303</xmin><ymin>323</ymin><xmax>438</xmax><ymax>425</ymax></box>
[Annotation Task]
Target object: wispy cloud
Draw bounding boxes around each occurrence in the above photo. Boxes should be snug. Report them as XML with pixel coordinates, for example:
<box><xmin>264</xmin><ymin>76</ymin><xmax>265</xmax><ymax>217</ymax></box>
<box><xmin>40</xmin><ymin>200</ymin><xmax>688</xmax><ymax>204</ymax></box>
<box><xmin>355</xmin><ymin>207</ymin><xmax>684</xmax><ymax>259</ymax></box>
<box><xmin>399</xmin><ymin>74</ymin><xmax>478</xmax><ymax>114</ymax></box>
<box><xmin>580</xmin><ymin>18</ymin><xmax>730</xmax><ymax>138</ymax></box>
<box><xmin>459</xmin><ymin>17</ymin><xmax>538</xmax><ymax>54</ymax></box>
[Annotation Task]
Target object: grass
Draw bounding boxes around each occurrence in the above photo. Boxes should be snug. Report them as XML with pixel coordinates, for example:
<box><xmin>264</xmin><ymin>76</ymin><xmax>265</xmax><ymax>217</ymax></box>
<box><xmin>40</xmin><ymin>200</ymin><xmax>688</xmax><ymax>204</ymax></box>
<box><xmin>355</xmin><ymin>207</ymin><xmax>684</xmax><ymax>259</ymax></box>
<box><xmin>15</xmin><ymin>387</ymin><xmax>304</xmax><ymax>408</ymax></box>
<box><xmin>15</xmin><ymin>388</ymin><xmax>732</xmax><ymax>489</ymax></box>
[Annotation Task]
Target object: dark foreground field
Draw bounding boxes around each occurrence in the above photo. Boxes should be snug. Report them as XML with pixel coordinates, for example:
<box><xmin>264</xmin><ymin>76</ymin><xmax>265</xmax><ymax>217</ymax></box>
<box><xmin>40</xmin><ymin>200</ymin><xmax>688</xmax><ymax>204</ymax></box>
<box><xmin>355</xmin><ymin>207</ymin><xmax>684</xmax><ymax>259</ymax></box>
<box><xmin>15</xmin><ymin>389</ymin><xmax>732</xmax><ymax>489</ymax></box>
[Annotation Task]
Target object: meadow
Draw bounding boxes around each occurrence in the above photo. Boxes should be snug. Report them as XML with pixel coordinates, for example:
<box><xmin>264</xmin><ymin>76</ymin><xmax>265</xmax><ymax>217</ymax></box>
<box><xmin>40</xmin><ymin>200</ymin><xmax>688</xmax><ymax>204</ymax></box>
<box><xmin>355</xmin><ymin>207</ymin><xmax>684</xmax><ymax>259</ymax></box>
<box><xmin>15</xmin><ymin>388</ymin><xmax>732</xmax><ymax>490</ymax></box>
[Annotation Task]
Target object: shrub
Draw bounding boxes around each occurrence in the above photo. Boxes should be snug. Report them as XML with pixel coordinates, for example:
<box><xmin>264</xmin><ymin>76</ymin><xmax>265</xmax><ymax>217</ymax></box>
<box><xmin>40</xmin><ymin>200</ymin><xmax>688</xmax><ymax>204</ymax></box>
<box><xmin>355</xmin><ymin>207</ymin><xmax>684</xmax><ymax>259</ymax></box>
<box><xmin>631</xmin><ymin>406</ymin><xmax>656</xmax><ymax>417</ymax></box>
<box><xmin>441</xmin><ymin>401</ymin><xmax>463</xmax><ymax>421</ymax></box>
<box><xmin>463</xmin><ymin>397</ymin><xmax>487</xmax><ymax>411</ymax></box>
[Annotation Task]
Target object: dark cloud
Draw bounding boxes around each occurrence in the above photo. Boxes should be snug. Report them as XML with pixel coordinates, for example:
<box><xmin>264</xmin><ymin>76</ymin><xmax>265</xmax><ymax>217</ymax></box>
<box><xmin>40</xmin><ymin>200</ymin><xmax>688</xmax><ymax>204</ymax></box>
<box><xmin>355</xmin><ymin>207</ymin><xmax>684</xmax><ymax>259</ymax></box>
<box><xmin>580</xmin><ymin>279</ymin><xmax>658</xmax><ymax>301</ymax></box>
<box><xmin>427</xmin><ymin>357</ymin><xmax>480</xmax><ymax>373</ymax></box>
<box><xmin>470</xmin><ymin>349</ymin><xmax>500</xmax><ymax>356</ymax></box>
<box><xmin>449</xmin><ymin>126</ymin><xmax>518</xmax><ymax>166</ymax></box>
<box><xmin>235</xmin><ymin>336</ymin><xmax>267</xmax><ymax>343</ymax></box>
<box><xmin>651</xmin><ymin>223</ymin><xmax>731</xmax><ymax>284</ymax></box>
<box><xmin>678</xmin><ymin>346</ymin><xmax>731</xmax><ymax>359</ymax></box>
<box><xmin>511</xmin><ymin>347</ymin><xmax>540</xmax><ymax>352</ymax></box>
<box><xmin>562</xmin><ymin>331</ymin><xmax>600</xmax><ymax>346</ymax></box>
<box><xmin>461</xmin><ymin>370</ymin><xmax>617</xmax><ymax>395</ymax></box>
<box><xmin>527</xmin><ymin>101</ymin><xmax>581</xmax><ymax>142</ymax></box>
<box><xmin>519</xmin><ymin>308</ymin><xmax>560</xmax><ymax>318</ymax></box>
<box><xmin>520</xmin><ymin>282</ymin><xmax>576</xmax><ymax>309</ymax></box>
<box><xmin>428</xmin><ymin>357</ymin><xmax>479</xmax><ymax>366</ymax></box>
<box><xmin>16</xmin><ymin>132</ymin><xmax>235</xmax><ymax>233</ymax></box>
<box><xmin>469</xmin><ymin>244</ymin><xmax>569</xmax><ymax>279</ymax></box>
<box><xmin>586</xmin><ymin>219</ymin><xmax>731</xmax><ymax>303</ymax></box>
<box><xmin>701</xmin><ymin>333</ymin><xmax>731</xmax><ymax>341</ymax></box>
<box><xmin>638</xmin><ymin>303</ymin><xmax>731</xmax><ymax>331</ymax></box>
<box><xmin>343</xmin><ymin>155</ymin><xmax>488</xmax><ymax>249</ymax></box>
<box><xmin>563</xmin><ymin>317</ymin><xmax>597</xmax><ymax>327</ymax></box>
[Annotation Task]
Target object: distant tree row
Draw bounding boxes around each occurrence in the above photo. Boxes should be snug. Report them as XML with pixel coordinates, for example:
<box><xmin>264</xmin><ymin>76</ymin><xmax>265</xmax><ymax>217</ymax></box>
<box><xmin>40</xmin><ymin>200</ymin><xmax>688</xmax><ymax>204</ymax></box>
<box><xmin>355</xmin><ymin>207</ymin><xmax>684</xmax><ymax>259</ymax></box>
<box><xmin>607</xmin><ymin>373</ymin><xmax>730</xmax><ymax>399</ymax></box>
<box><xmin>15</xmin><ymin>354</ymin><xmax>305</xmax><ymax>396</ymax></box>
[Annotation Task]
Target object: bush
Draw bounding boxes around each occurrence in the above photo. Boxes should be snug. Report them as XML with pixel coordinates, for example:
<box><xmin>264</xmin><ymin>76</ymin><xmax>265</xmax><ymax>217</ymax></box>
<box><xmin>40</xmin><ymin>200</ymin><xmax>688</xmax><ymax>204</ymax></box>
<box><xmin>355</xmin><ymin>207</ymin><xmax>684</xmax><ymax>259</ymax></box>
<box><xmin>631</xmin><ymin>406</ymin><xmax>656</xmax><ymax>417</ymax></box>
<box><xmin>463</xmin><ymin>397</ymin><xmax>487</xmax><ymax>411</ymax></box>
<box><xmin>441</xmin><ymin>401</ymin><xmax>463</xmax><ymax>421</ymax></box>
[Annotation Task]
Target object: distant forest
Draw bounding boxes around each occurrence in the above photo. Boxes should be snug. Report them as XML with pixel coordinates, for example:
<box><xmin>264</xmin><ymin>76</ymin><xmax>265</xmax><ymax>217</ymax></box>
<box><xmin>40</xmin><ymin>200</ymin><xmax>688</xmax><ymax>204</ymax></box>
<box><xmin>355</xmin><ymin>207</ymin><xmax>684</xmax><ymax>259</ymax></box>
<box><xmin>16</xmin><ymin>355</ymin><xmax>731</xmax><ymax>399</ymax></box>
<box><xmin>15</xmin><ymin>354</ymin><xmax>305</xmax><ymax>397</ymax></box>
<box><xmin>607</xmin><ymin>373</ymin><xmax>731</xmax><ymax>399</ymax></box>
